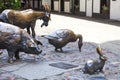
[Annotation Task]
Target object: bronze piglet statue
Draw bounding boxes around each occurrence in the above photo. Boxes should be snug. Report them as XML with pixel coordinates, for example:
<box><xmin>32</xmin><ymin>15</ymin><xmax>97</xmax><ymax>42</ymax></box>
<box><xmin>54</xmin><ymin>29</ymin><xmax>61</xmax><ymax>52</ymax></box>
<box><xmin>0</xmin><ymin>22</ymin><xmax>42</xmax><ymax>63</ymax></box>
<box><xmin>82</xmin><ymin>45</ymin><xmax>107</xmax><ymax>74</ymax></box>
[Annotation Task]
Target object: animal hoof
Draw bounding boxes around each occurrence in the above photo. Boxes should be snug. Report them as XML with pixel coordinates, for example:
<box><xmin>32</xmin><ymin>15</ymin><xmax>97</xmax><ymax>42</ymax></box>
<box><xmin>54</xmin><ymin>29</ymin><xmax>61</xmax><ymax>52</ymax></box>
<box><xmin>8</xmin><ymin>59</ymin><xmax>14</xmax><ymax>64</ymax></box>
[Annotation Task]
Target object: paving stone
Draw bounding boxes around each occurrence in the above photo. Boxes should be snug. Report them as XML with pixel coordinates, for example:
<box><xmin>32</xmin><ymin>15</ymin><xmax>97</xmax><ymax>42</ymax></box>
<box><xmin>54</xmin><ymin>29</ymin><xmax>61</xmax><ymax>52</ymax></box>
<box><xmin>0</xmin><ymin>14</ymin><xmax>120</xmax><ymax>80</ymax></box>
<box><xmin>0</xmin><ymin>61</ymin><xmax>80</xmax><ymax>80</ymax></box>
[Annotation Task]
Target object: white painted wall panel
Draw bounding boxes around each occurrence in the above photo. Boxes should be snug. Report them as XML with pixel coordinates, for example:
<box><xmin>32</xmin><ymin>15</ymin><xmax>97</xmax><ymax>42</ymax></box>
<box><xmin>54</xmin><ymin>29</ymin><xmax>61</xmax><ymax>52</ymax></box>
<box><xmin>80</xmin><ymin>0</ymin><xmax>86</xmax><ymax>12</ymax></box>
<box><xmin>42</xmin><ymin>0</ymin><xmax>50</xmax><ymax>5</ymax></box>
<box><xmin>86</xmin><ymin>0</ymin><xmax>93</xmax><ymax>17</ymax></box>
<box><xmin>93</xmin><ymin>0</ymin><xmax>100</xmax><ymax>13</ymax></box>
<box><xmin>30</xmin><ymin>1</ymin><xmax>33</xmax><ymax>8</ymax></box>
<box><xmin>64</xmin><ymin>1</ymin><xmax>70</xmax><ymax>13</ymax></box>
<box><xmin>54</xmin><ymin>1</ymin><xmax>59</xmax><ymax>11</ymax></box>
<box><xmin>110</xmin><ymin>0</ymin><xmax>120</xmax><ymax>21</ymax></box>
<box><xmin>39</xmin><ymin>1</ymin><xmax>42</xmax><ymax>9</ymax></box>
<box><xmin>34</xmin><ymin>0</ymin><xmax>38</xmax><ymax>8</ymax></box>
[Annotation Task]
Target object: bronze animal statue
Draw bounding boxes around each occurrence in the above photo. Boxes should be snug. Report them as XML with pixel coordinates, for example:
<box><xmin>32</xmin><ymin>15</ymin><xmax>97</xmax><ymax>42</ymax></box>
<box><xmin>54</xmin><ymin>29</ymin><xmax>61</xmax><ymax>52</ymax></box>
<box><xmin>0</xmin><ymin>8</ymin><xmax>51</xmax><ymax>38</ymax></box>
<box><xmin>82</xmin><ymin>45</ymin><xmax>107</xmax><ymax>74</ymax></box>
<box><xmin>42</xmin><ymin>29</ymin><xmax>83</xmax><ymax>52</ymax></box>
<box><xmin>0</xmin><ymin>22</ymin><xmax>42</xmax><ymax>63</ymax></box>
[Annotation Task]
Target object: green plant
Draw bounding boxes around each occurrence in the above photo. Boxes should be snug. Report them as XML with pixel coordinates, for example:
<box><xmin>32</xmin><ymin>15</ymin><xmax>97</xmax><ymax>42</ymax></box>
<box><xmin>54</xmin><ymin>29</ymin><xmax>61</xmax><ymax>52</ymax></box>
<box><xmin>102</xmin><ymin>4</ymin><xmax>108</xmax><ymax>11</ymax></box>
<box><xmin>0</xmin><ymin>0</ymin><xmax>20</xmax><ymax>12</ymax></box>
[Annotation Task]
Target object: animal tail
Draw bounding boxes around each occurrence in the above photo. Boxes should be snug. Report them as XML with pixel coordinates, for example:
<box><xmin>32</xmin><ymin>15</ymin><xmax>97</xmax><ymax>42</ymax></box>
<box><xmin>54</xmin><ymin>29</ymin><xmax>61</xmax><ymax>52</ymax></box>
<box><xmin>96</xmin><ymin>45</ymin><xmax>103</xmax><ymax>56</ymax></box>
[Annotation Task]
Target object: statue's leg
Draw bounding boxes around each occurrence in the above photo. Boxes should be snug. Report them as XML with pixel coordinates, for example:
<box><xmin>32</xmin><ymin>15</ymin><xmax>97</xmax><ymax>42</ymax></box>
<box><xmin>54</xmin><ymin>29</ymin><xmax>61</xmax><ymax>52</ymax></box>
<box><xmin>7</xmin><ymin>50</ymin><xmax>14</xmax><ymax>63</ymax></box>
<box><xmin>27</xmin><ymin>27</ymin><xmax>30</xmax><ymax>35</ymax></box>
<box><xmin>31</xmin><ymin>21</ymin><xmax>36</xmax><ymax>38</ymax></box>
<box><xmin>15</xmin><ymin>50</ymin><xmax>20</xmax><ymax>60</ymax></box>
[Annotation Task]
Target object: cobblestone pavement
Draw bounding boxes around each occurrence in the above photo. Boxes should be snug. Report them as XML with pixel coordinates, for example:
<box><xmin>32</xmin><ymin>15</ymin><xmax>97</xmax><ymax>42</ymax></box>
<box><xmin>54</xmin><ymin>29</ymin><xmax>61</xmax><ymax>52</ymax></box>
<box><xmin>0</xmin><ymin>13</ymin><xmax>120</xmax><ymax>80</ymax></box>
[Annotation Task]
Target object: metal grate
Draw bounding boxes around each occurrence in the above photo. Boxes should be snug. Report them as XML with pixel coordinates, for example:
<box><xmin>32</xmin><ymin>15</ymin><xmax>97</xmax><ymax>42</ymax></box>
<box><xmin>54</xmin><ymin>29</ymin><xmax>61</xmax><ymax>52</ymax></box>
<box><xmin>49</xmin><ymin>62</ymin><xmax>78</xmax><ymax>69</ymax></box>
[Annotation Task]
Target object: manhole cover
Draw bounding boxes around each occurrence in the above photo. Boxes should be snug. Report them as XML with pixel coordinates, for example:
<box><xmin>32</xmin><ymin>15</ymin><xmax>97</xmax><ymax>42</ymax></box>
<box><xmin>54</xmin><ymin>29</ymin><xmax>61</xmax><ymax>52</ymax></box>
<box><xmin>90</xmin><ymin>76</ymin><xmax>107</xmax><ymax>80</ymax></box>
<box><xmin>49</xmin><ymin>62</ymin><xmax>78</xmax><ymax>69</ymax></box>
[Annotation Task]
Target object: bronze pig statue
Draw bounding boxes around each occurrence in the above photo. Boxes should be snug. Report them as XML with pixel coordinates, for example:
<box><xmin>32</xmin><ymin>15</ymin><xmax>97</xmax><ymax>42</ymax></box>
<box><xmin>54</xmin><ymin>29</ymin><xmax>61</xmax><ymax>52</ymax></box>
<box><xmin>0</xmin><ymin>22</ymin><xmax>42</xmax><ymax>63</ymax></box>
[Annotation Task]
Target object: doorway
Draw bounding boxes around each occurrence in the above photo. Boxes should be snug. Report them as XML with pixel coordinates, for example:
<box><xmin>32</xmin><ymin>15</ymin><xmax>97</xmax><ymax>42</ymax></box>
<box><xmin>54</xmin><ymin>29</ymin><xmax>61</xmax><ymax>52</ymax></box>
<box><xmin>51</xmin><ymin>0</ymin><xmax>54</xmax><ymax>10</ymax></box>
<box><xmin>61</xmin><ymin>0</ymin><xmax>64</xmax><ymax>12</ymax></box>
<box><xmin>100</xmin><ymin>0</ymin><xmax>110</xmax><ymax>18</ymax></box>
<box><xmin>74</xmin><ymin>0</ymin><xmax>79</xmax><ymax>13</ymax></box>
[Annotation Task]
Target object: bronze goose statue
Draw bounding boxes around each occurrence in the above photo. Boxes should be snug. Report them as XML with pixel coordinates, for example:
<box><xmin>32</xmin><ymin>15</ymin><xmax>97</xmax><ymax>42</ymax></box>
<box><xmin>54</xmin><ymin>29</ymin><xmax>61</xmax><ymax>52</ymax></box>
<box><xmin>42</xmin><ymin>29</ymin><xmax>83</xmax><ymax>52</ymax></box>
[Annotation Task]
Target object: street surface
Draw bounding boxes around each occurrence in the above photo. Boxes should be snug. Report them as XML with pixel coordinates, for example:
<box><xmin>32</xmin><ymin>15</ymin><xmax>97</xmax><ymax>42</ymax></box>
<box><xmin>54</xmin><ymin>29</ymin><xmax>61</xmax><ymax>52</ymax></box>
<box><xmin>0</xmin><ymin>13</ymin><xmax>120</xmax><ymax>80</ymax></box>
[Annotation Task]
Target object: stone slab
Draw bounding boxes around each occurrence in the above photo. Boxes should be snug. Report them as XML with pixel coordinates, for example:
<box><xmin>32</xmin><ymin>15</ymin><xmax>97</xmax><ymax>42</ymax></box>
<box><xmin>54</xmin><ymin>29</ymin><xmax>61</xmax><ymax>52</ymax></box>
<box><xmin>49</xmin><ymin>62</ymin><xmax>78</xmax><ymax>69</ymax></box>
<box><xmin>0</xmin><ymin>61</ymin><xmax>81</xmax><ymax>80</ymax></box>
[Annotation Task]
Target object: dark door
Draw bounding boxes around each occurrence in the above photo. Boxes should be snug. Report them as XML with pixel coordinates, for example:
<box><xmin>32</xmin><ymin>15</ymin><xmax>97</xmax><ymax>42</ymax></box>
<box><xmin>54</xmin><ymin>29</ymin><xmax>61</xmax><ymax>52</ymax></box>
<box><xmin>100</xmin><ymin>0</ymin><xmax>110</xmax><ymax>19</ymax></box>
<box><xmin>38</xmin><ymin>0</ymin><xmax>42</xmax><ymax>10</ymax></box>
<box><xmin>51</xmin><ymin>0</ymin><xmax>54</xmax><ymax>10</ymax></box>
<box><xmin>61</xmin><ymin>0</ymin><xmax>64</xmax><ymax>12</ymax></box>
<box><xmin>74</xmin><ymin>0</ymin><xmax>79</xmax><ymax>13</ymax></box>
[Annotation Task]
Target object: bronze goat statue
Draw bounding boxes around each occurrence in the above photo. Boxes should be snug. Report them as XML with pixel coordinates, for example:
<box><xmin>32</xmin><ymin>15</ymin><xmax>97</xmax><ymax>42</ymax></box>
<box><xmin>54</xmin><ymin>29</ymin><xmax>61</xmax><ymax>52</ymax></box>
<box><xmin>0</xmin><ymin>8</ymin><xmax>51</xmax><ymax>38</ymax></box>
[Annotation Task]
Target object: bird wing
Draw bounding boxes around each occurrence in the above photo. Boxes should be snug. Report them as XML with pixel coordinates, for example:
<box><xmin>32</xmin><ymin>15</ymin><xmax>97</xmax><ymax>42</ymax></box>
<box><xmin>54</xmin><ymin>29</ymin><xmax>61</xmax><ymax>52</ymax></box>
<box><xmin>44</xmin><ymin>30</ymin><xmax>70</xmax><ymax>41</ymax></box>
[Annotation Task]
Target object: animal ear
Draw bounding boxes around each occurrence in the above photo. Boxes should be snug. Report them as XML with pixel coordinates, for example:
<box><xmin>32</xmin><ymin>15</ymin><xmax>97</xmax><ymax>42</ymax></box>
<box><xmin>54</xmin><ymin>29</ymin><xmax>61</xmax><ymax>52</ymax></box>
<box><xmin>96</xmin><ymin>45</ymin><xmax>103</xmax><ymax>56</ymax></box>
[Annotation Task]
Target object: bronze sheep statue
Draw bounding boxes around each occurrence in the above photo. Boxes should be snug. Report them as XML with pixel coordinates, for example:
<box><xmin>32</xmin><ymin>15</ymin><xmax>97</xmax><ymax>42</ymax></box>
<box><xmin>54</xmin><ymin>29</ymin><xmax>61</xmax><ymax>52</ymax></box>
<box><xmin>0</xmin><ymin>8</ymin><xmax>51</xmax><ymax>38</ymax></box>
<box><xmin>0</xmin><ymin>22</ymin><xmax>42</xmax><ymax>63</ymax></box>
<box><xmin>82</xmin><ymin>45</ymin><xmax>107</xmax><ymax>74</ymax></box>
<box><xmin>42</xmin><ymin>29</ymin><xmax>83</xmax><ymax>52</ymax></box>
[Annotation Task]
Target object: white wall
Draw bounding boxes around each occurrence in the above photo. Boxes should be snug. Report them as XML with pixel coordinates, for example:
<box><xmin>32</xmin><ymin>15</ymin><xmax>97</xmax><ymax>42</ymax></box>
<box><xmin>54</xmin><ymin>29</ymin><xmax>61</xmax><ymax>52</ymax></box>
<box><xmin>93</xmin><ymin>0</ymin><xmax>100</xmax><ymax>13</ymax></box>
<box><xmin>34</xmin><ymin>0</ymin><xmax>38</xmax><ymax>8</ymax></box>
<box><xmin>86</xmin><ymin>0</ymin><xmax>93</xmax><ymax>17</ymax></box>
<box><xmin>64</xmin><ymin>1</ymin><xmax>70</xmax><ymax>13</ymax></box>
<box><xmin>42</xmin><ymin>0</ymin><xmax>51</xmax><ymax>5</ymax></box>
<box><xmin>54</xmin><ymin>1</ymin><xmax>59</xmax><ymax>11</ymax></box>
<box><xmin>110</xmin><ymin>0</ymin><xmax>120</xmax><ymax>21</ymax></box>
<box><xmin>30</xmin><ymin>1</ymin><xmax>33</xmax><ymax>8</ymax></box>
<box><xmin>80</xmin><ymin>0</ymin><xmax>86</xmax><ymax>12</ymax></box>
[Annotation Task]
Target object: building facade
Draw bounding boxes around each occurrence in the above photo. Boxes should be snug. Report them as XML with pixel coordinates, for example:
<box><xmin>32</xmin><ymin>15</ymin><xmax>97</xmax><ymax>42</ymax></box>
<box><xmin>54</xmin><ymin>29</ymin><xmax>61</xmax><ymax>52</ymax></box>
<box><xmin>29</xmin><ymin>0</ymin><xmax>120</xmax><ymax>21</ymax></box>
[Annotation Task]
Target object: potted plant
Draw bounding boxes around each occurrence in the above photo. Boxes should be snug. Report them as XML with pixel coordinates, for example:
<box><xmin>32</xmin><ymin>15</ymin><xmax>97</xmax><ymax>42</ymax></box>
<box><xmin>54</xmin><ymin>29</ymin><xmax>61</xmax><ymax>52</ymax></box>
<box><xmin>102</xmin><ymin>4</ymin><xmax>109</xmax><ymax>14</ymax></box>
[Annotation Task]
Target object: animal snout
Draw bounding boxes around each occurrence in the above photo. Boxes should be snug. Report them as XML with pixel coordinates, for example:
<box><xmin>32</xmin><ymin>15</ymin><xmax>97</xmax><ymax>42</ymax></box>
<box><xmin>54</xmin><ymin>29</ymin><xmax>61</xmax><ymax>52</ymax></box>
<box><xmin>45</xmin><ymin>23</ymin><xmax>48</xmax><ymax>26</ymax></box>
<box><xmin>41</xmin><ymin>22</ymin><xmax>48</xmax><ymax>27</ymax></box>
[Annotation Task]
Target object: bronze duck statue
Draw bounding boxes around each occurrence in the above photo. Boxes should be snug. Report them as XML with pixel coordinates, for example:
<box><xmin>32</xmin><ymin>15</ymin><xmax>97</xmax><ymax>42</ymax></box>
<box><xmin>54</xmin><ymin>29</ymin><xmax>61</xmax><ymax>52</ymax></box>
<box><xmin>82</xmin><ymin>45</ymin><xmax>108</xmax><ymax>74</ymax></box>
<box><xmin>42</xmin><ymin>29</ymin><xmax>83</xmax><ymax>52</ymax></box>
